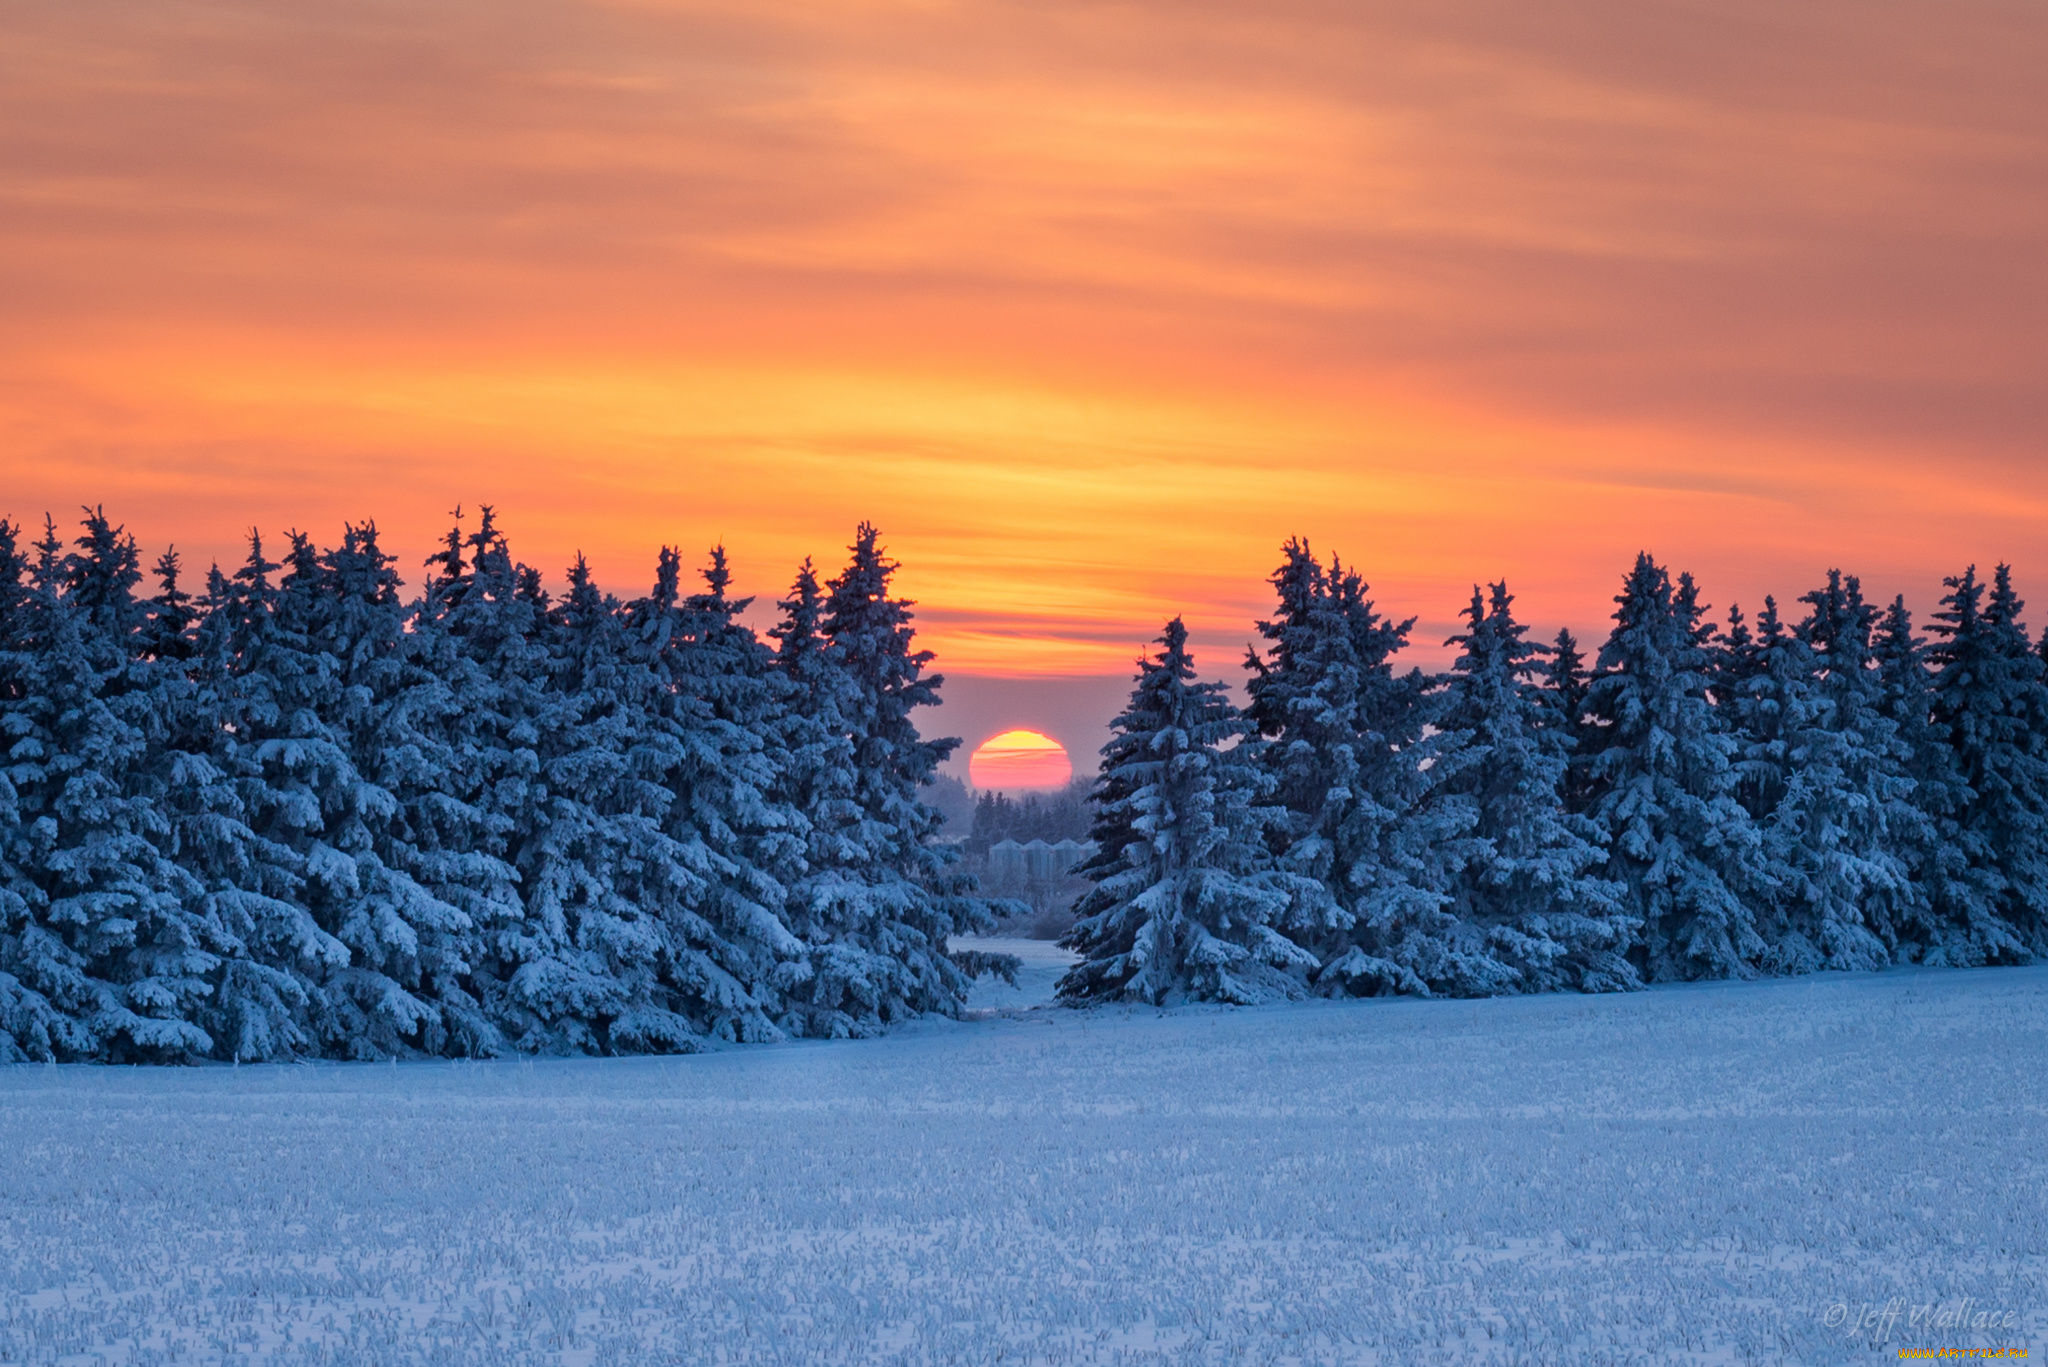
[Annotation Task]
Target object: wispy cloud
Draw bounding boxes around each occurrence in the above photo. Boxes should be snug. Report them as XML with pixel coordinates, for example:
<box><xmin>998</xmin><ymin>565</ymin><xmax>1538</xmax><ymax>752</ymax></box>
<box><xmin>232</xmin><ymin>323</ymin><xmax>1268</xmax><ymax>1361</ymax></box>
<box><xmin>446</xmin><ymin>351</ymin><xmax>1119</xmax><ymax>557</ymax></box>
<box><xmin>3</xmin><ymin>0</ymin><xmax>2043</xmax><ymax>671</ymax></box>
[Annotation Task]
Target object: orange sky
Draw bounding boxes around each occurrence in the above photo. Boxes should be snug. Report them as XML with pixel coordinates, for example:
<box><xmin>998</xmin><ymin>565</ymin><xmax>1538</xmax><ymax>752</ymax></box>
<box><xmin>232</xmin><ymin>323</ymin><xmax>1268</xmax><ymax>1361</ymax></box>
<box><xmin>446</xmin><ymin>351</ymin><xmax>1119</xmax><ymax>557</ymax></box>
<box><xmin>5</xmin><ymin>0</ymin><xmax>2046</xmax><ymax>715</ymax></box>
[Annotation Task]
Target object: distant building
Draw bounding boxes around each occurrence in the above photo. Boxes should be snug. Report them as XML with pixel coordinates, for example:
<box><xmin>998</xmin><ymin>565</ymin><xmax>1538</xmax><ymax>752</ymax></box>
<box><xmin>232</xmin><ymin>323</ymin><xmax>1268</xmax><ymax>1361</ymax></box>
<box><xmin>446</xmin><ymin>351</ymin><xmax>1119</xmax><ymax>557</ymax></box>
<box><xmin>987</xmin><ymin>838</ymin><xmax>1095</xmax><ymax>881</ymax></box>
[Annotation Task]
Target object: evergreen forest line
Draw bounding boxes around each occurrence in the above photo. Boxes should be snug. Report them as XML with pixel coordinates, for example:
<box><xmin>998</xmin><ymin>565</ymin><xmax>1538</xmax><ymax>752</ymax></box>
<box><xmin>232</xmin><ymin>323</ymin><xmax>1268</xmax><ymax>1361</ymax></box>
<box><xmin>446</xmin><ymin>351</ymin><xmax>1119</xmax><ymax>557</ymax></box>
<box><xmin>0</xmin><ymin>508</ymin><xmax>1012</xmax><ymax>1062</ymax></box>
<box><xmin>1059</xmin><ymin>542</ymin><xmax>2048</xmax><ymax>1003</ymax></box>
<box><xmin>5</xmin><ymin>508</ymin><xmax>2044</xmax><ymax>1058</ymax></box>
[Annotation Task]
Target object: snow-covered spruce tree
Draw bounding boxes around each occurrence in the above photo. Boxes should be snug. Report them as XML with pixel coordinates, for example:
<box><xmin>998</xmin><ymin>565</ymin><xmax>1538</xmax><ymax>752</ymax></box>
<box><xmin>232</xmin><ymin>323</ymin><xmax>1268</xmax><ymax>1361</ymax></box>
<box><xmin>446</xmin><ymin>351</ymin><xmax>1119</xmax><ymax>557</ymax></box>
<box><xmin>148</xmin><ymin>539</ymin><xmax>335</xmax><ymax>1061</ymax></box>
<box><xmin>304</xmin><ymin>521</ymin><xmax>489</xmax><ymax>1055</ymax></box>
<box><xmin>1582</xmin><ymin>553</ymin><xmax>1772</xmax><ymax>981</ymax></box>
<box><xmin>1715</xmin><ymin>599</ymin><xmax>1779</xmax><ymax>820</ymax></box>
<box><xmin>1873</xmin><ymin>595</ymin><xmax>1997</xmax><ymax>963</ymax></box>
<box><xmin>377</xmin><ymin>514</ymin><xmax>529</xmax><ymax>1052</ymax></box>
<box><xmin>1927</xmin><ymin>564</ymin><xmax>2048</xmax><ymax>959</ymax></box>
<box><xmin>1744</xmin><ymin>571</ymin><xmax>1923</xmax><ymax>971</ymax></box>
<box><xmin>1711</xmin><ymin>602</ymin><xmax>1756</xmax><ymax>699</ymax></box>
<box><xmin>1241</xmin><ymin>538</ymin><xmax>1470</xmax><ymax>997</ymax></box>
<box><xmin>765</xmin><ymin>555</ymin><xmax>840</xmax><ymax>949</ymax></box>
<box><xmin>1435</xmin><ymin>583</ymin><xmax>1635</xmax><ymax>992</ymax></box>
<box><xmin>0</xmin><ymin>516</ymin><xmax>86</xmax><ymax>1061</ymax></box>
<box><xmin>201</xmin><ymin>524</ymin><xmax>485</xmax><ymax>1059</ymax></box>
<box><xmin>1060</xmin><ymin>617</ymin><xmax>1320</xmax><ymax>1004</ymax></box>
<box><xmin>623</xmin><ymin>546</ymin><xmax>805</xmax><ymax>1041</ymax></box>
<box><xmin>193</xmin><ymin>530</ymin><xmax>425</xmax><ymax>1055</ymax></box>
<box><xmin>0</xmin><ymin>514</ymin><xmax>214</xmax><ymax>1060</ymax></box>
<box><xmin>410</xmin><ymin>508</ymin><xmax>611</xmax><ymax>1053</ymax></box>
<box><xmin>502</xmin><ymin>550</ymin><xmax>721</xmax><ymax>1053</ymax></box>
<box><xmin>139</xmin><ymin>547</ymin><xmax>198</xmax><ymax>664</ymax></box>
<box><xmin>71</xmin><ymin>513</ymin><xmax>243</xmax><ymax>1056</ymax></box>
<box><xmin>769</xmin><ymin>525</ymin><xmax>993</xmax><ymax>1035</ymax></box>
<box><xmin>1545</xmin><ymin>627</ymin><xmax>1594</xmax><ymax>814</ymax></box>
<box><xmin>0</xmin><ymin>520</ymin><xmax>24</xmax><ymax>648</ymax></box>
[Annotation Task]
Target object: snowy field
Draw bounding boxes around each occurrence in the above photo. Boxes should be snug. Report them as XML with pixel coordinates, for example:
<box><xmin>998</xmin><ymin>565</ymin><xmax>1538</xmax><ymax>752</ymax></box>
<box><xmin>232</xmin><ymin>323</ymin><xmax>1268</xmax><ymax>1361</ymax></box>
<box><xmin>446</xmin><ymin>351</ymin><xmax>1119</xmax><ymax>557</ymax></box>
<box><xmin>956</xmin><ymin>934</ymin><xmax>1082</xmax><ymax>1015</ymax></box>
<box><xmin>1</xmin><ymin>955</ymin><xmax>2044</xmax><ymax>1366</ymax></box>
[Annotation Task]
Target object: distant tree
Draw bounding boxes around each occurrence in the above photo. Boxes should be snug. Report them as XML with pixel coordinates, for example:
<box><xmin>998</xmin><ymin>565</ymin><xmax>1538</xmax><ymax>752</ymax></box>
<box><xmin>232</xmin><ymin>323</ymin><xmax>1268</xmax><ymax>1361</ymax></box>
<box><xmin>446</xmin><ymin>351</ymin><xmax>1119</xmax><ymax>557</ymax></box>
<box><xmin>967</xmin><ymin>790</ymin><xmax>1007</xmax><ymax>853</ymax></box>
<box><xmin>921</xmin><ymin>772</ymin><xmax>974</xmax><ymax>835</ymax></box>
<box><xmin>967</xmin><ymin>781</ymin><xmax>1092</xmax><ymax>850</ymax></box>
<box><xmin>1060</xmin><ymin>618</ymin><xmax>1319</xmax><ymax>1004</ymax></box>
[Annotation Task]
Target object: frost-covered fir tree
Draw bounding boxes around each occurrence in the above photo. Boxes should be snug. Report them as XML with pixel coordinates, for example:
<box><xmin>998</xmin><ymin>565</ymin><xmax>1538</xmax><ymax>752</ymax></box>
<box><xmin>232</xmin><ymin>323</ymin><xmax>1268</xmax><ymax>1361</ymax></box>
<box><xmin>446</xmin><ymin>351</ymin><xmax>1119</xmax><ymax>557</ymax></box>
<box><xmin>0</xmin><ymin>519</ymin><xmax>24</xmax><ymax>647</ymax></box>
<box><xmin>0</xmin><ymin>516</ymin><xmax>86</xmax><ymax>1061</ymax></box>
<box><xmin>1874</xmin><ymin>596</ymin><xmax>1995</xmax><ymax>962</ymax></box>
<box><xmin>0</xmin><ymin>514</ymin><xmax>214</xmax><ymax>1060</ymax></box>
<box><xmin>191</xmin><ymin>530</ymin><xmax>421</xmax><ymax>1056</ymax></box>
<box><xmin>150</xmin><ymin>540</ymin><xmax>332</xmax><ymax>1061</ymax></box>
<box><xmin>1061</xmin><ymin>618</ymin><xmax>1320</xmax><ymax>1003</ymax></box>
<box><xmin>1716</xmin><ymin>599</ymin><xmax>1782</xmax><ymax>819</ymax></box>
<box><xmin>1546</xmin><ymin>623</ymin><xmax>1589</xmax><ymax>733</ymax></box>
<box><xmin>1927</xmin><ymin>565</ymin><xmax>2048</xmax><ymax>959</ymax></box>
<box><xmin>1582</xmin><ymin>553</ymin><xmax>1771</xmax><ymax>980</ymax></box>
<box><xmin>1241</xmin><ymin>538</ymin><xmax>1468</xmax><ymax>997</ymax></box>
<box><xmin>505</xmin><ymin>550</ymin><xmax>715</xmax><ymax>1052</ymax></box>
<box><xmin>766</xmin><ymin>555</ymin><xmax>843</xmax><ymax>946</ymax></box>
<box><xmin>304</xmin><ymin>521</ymin><xmax>491</xmax><ymax>1054</ymax></box>
<box><xmin>357</xmin><ymin>515</ymin><xmax>528</xmax><ymax>1051</ymax></box>
<box><xmin>1436</xmin><ymin>583</ymin><xmax>1635</xmax><ymax>992</ymax></box>
<box><xmin>1745</xmin><ymin>571</ymin><xmax>1923</xmax><ymax>971</ymax></box>
<box><xmin>625</xmin><ymin>546</ymin><xmax>806</xmax><ymax>1039</ymax></box>
<box><xmin>1545</xmin><ymin>626</ymin><xmax>1604</xmax><ymax>818</ymax></box>
<box><xmin>773</xmin><ymin>527</ymin><xmax>987</xmax><ymax>1034</ymax></box>
<box><xmin>409</xmin><ymin>508</ymin><xmax>592</xmax><ymax>1051</ymax></box>
<box><xmin>139</xmin><ymin>548</ymin><xmax>197</xmax><ymax>664</ymax></box>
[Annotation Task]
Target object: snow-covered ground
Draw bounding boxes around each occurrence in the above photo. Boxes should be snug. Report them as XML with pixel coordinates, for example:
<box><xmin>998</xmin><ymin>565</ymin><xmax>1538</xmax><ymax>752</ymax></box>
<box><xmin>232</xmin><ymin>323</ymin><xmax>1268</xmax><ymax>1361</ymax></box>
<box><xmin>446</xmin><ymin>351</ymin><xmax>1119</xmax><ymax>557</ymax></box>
<box><xmin>2</xmin><ymin>965</ymin><xmax>2043</xmax><ymax>1366</ymax></box>
<box><xmin>954</xmin><ymin>933</ymin><xmax>1080</xmax><ymax>1012</ymax></box>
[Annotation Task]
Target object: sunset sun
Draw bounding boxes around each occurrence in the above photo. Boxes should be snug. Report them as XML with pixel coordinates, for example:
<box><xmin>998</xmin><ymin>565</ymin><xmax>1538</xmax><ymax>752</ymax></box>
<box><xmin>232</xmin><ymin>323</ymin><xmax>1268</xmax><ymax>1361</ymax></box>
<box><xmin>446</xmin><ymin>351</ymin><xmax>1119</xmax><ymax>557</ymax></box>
<box><xmin>968</xmin><ymin>728</ymin><xmax>1074</xmax><ymax>791</ymax></box>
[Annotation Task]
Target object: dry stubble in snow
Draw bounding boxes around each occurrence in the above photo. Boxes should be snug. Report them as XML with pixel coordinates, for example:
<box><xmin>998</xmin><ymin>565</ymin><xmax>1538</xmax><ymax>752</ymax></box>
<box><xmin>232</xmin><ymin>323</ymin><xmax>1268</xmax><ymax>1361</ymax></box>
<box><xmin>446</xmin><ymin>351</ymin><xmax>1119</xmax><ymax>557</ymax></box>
<box><xmin>0</xmin><ymin>965</ymin><xmax>2043</xmax><ymax>1364</ymax></box>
